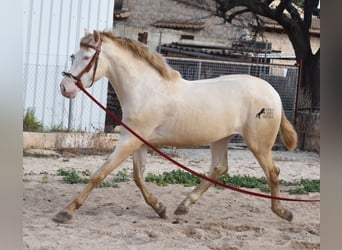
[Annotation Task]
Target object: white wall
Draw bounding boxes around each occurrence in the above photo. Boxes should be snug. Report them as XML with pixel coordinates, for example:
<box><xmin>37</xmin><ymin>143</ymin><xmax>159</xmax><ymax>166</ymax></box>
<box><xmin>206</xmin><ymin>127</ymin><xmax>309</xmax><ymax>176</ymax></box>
<box><xmin>23</xmin><ymin>0</ymin><xmax>114</xmax><ymax>66</ymax></box>
<box><xmin>23</xmin><ymin>0</ymin><xmax>114</xmax><ymax>131</ymax></box>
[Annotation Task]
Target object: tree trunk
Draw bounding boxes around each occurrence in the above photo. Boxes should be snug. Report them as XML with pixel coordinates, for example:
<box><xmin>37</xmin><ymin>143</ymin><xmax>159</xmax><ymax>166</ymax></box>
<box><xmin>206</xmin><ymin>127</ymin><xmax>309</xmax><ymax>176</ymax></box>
<box><xmin>302</xmin><ymin>49</ymin><xmax>320</xmax><ymax>109</ymax></box>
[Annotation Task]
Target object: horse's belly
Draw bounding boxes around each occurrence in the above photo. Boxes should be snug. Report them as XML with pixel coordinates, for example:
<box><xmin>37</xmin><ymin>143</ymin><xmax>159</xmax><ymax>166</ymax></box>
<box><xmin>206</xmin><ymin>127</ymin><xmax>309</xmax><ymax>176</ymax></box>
<box><xmin>148</xmin><ymin>115</ymin><xmax>239</xmax><ymax>146</ymax></box>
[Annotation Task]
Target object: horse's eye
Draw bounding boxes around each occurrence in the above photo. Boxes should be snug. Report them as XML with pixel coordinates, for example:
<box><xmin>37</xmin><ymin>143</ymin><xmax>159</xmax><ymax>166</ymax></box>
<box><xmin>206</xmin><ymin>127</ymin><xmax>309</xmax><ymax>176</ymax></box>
<box><xmin>70</xmin><ymin>54</ymin><xmax>75</xmax><ymax>60</ymax></box>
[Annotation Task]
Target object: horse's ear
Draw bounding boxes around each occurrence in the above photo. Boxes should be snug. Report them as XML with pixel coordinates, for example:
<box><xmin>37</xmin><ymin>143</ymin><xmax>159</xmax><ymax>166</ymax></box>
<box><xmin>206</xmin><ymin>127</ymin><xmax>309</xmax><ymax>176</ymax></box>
<box><xmin>93</xmin><ymin>30</ymin><xmax>100</xmax><ymax>43</ymax></box>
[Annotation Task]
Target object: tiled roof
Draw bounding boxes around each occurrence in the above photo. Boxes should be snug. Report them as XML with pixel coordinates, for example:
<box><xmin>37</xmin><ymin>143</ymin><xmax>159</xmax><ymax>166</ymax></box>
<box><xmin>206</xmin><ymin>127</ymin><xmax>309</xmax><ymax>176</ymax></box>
<box><xmin>159</xmin><ymin>41</ymin><xmax>278</xmax><ymax>60</ymax></box>
<box><xmin>153</xmin><ymin>20</ymin><xmax>205</xmax><ymax>30</ymax></box>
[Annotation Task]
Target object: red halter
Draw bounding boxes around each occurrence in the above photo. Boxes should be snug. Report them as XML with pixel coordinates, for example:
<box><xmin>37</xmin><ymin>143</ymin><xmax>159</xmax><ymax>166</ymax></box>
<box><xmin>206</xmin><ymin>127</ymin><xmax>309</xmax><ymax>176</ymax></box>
<box><xmin>62</xmin><ymin>40</ymin><xmax>102</xmax><ymax>88</ymax></box>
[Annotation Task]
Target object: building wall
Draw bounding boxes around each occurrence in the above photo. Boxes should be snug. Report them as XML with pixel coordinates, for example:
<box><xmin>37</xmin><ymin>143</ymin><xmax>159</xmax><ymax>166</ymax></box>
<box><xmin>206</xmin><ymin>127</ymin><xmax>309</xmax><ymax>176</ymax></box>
<box><xmin>114</xmin><ymin>0</ymin><xmax>320</xmax><ymax>58</ymax></box>
<box><xmin>263</xmin><ymin>32</ymin><xmax>320</xmax><ymax>57</ymax></box>
<box><xmin>114</xmin><ymin>0</ymin><xmax>251</xmax><ymax>49</ymax></box>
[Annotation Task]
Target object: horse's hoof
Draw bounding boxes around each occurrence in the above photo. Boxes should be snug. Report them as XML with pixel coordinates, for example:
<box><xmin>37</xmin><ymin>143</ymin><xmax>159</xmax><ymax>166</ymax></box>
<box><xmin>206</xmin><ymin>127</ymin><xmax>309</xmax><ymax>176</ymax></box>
<box><xmin>158</xmin><ymin>208</ymin><xmax>168</xmax><ymax>219</ymax></box>
<box><xmin>174</xmin><ymin>205</ymin><xmax>189</xmax><ymax>215</ymax></box>
<box><xmin>272</xmin><ymin>208</ymin><xmax>293</xmax><ymax>222</ymax></box>
<box><xmin>52</xmin><ymin>210</ymin><xmax>73</xmax><ymax>223</ymax></box>
<box><xmin>283</xmin><ymin>210</ymin><xmax>293</xmax><ymax>222</ymax></box>
<box><xmin>157</xmin><ymin>204</ymin><xmax>168</xmax><ymax>219</ymax></box>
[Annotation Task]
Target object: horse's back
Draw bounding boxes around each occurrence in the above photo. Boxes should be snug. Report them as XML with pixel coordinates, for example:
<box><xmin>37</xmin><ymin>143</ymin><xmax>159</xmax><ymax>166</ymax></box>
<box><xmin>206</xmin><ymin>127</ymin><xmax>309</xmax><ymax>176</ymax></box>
<box><xmin>183</xmin><ymin>74</ymin><xmax>282</xmax><ymax>110</ymax></box>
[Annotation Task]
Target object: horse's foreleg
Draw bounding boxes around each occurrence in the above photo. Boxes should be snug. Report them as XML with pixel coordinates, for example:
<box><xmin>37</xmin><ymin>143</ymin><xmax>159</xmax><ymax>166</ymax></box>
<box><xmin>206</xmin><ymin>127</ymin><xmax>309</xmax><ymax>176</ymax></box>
<box><xmin>133</xmin><ymin>145</ymin><xmax>167</xmax><ymax>219</ymax></box>
<box><xmin>175</xmin><ymin>137</ymin><xmax>230</xmax><ymax>215</ymax></box>
<box><xmin>53</xmin><ymin>137</ymin><xmax>142</xmax><ymax>223</ymax></box>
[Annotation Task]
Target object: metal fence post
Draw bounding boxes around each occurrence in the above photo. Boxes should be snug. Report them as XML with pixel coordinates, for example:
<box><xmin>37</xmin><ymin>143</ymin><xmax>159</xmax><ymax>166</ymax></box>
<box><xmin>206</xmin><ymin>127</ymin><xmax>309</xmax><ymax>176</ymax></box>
<box><xmin>158</xmin><ymin>31</ymin><xmax>162</xmax><ymax>53</ymax></box>
<box><xmin>197</xmin><ymin>61</ymin><xmax>202</xmax><ymax>80</ymax></box>
<box><xmin>67</xmin><ymin>99</ymin><xmax>74</xmax><ymax>131</ymax></box>
<box><xmin>67</xmin><ymin>54</ymin><xmax>75</xmax><ymax>131</ymax></box>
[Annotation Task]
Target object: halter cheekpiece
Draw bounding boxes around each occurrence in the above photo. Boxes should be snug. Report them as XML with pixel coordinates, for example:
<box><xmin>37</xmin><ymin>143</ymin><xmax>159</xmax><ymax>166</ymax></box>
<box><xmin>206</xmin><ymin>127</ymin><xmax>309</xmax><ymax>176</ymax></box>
<box><xmin>62</xmin><ymin>40</ymin><xmax>102</xmax><ymax>88</ymax></box>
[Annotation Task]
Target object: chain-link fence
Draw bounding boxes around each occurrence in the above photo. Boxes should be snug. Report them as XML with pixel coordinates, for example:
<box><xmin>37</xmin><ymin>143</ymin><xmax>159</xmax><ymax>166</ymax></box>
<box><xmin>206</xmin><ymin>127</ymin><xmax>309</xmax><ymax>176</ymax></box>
<box><xmin>23</xmin><ymin>63</ymin><xmax>108</xmax><ymax>132</ymax></box>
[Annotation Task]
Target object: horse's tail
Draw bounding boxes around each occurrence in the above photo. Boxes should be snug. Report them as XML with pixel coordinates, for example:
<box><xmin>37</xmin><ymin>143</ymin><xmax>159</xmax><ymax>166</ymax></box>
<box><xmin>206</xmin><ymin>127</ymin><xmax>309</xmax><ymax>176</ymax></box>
<box><xmin>279</xmin><ymin>110</ymin><xmax>298</xmax><ymax>151</ymax></box>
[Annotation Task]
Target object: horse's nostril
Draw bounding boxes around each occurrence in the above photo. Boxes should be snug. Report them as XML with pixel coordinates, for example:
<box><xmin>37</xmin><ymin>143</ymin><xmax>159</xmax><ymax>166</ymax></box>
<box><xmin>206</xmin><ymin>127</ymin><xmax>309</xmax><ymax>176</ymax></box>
<box><xmin>61</xmin><ymin>84</ymin><xmax>66</xmax><ymax>93</ymax></box>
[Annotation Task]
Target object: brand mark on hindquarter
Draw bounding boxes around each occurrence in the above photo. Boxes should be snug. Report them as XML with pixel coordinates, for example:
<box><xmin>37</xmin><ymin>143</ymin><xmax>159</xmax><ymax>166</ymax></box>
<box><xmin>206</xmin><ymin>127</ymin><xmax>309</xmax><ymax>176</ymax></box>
<box><xmin>256</xmin><ymin>108</ymin><xmax>273</xmax><ymax>119</ymax></box>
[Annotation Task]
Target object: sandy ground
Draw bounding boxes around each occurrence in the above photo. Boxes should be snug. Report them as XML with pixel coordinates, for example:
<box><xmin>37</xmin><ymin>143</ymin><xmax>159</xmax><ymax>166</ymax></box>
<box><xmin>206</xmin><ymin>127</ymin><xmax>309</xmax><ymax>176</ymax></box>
<box><xmin>23</xmin><ymin>148</ymin><xmax>320</xmax><ymax>250</ymax></box>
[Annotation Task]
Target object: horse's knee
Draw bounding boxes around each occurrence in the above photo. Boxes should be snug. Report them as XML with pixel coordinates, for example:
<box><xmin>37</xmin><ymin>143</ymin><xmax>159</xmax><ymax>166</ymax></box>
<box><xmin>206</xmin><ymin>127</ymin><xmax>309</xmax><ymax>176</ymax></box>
<box><xmin>90</xmin><ymin>173</ymin><xmax>105</xmax><ymax>186</ymax></box>
<box><xmin>274</xmin><ymin>165</ymin><xmax>280</xmax><ymax>175</ymax></box>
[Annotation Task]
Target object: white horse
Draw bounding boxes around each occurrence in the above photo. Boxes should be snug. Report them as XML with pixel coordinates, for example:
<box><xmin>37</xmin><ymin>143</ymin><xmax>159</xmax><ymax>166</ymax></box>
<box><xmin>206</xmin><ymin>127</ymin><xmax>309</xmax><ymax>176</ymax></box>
<box><xmin>56</xmin><ymin>30</ymin><xmax>297</xmax><ymax>223</ymax></box>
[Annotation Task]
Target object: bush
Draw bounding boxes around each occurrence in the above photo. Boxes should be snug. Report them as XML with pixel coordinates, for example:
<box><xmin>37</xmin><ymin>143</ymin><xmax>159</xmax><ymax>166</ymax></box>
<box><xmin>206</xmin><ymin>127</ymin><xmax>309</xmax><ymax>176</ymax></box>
<box><xmin>145</xmin><ymin>170</ymin><xmax>320</xmax><ymax>194</ymax></box>
<box><xmin>23</xmin><ymin>108</ymin><xmax>43</xmax><ymax>132</ymax></box>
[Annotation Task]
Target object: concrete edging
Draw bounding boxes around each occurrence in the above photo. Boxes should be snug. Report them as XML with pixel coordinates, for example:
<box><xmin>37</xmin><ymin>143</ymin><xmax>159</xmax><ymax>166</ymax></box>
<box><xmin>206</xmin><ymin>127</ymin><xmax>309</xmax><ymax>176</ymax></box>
<box><xmin>23</xmin><ymin>132</ymin><xmax>120</xmax><ymax>152</ymax></box>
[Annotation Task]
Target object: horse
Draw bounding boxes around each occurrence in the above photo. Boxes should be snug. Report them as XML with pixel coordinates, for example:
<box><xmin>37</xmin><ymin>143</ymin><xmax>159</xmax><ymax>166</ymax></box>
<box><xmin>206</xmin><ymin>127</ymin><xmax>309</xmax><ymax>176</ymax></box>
<box><xmin>56</xmin><ymin>30</ymin><xmax>297</xmax><ymax>223</ymax></box>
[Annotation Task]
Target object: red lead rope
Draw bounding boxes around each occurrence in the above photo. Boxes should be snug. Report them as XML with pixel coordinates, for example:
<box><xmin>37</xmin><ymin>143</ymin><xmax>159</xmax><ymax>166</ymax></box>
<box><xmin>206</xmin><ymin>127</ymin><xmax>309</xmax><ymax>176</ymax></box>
<box><xmin>76</xmin><ymin>82</ymin><xmax>320</xmax><ymax>203</ymax></box>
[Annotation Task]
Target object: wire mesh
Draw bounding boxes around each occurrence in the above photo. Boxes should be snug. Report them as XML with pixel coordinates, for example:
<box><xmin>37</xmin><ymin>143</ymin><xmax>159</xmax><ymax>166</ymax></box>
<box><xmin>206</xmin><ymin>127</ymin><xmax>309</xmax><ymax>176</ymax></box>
<box><xmin>23</xmin><ymin>64</ymin><xmax>108</xmax><ymax>132</ymax></box>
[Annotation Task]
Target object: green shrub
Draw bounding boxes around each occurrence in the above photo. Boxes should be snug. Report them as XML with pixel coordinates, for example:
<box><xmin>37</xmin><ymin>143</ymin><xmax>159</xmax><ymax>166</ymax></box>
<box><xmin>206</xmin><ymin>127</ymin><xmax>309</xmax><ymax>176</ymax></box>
<box><xmin>23</xmin><ymin>108</ymin><xmax>43</xmax><ymax>132</ymax></box>
<box><xmin>56</xmin><ymin>168</ymin><xmax>130</xmax><ymax>188</ymax></box>
<box><xmin>49</xmin><ymin>123</ymin><xmax>68</xmax><ymax>132</ymax></box>
<box><xmin>145</xmin><ymin>170</ymin><xmax>320</xmax><ymax>194</ymax></box>
<box><xmin>145</xmin><ymin>170</ymin><xmax>201</xmax><ymax>187</ymax></box>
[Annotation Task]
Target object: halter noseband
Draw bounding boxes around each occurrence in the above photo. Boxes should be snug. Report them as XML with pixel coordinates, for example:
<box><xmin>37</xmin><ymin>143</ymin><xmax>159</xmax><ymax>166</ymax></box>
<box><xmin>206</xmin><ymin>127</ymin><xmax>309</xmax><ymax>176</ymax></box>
<box><xmin>62</xmin><ymin>40</ymin><xmax>102</xmax><ymax>88</ymax></box>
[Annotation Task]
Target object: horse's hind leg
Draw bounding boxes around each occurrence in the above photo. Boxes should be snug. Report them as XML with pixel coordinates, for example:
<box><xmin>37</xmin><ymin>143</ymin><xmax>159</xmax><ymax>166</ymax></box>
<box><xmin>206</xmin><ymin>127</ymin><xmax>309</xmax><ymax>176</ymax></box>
<box><xmin>174</xmin><ymin>137</ymin><xmax>230</xmax><ymax>215</ymax></box>
<box><xmin>133</xmin><ymin>145</ymin><xmax>167</xmax><ymax>218</ymax></box>
<box><xmin>250</xmin><ymin>148</ymin><xmax>293</xmax><ymax>221</ymax></box>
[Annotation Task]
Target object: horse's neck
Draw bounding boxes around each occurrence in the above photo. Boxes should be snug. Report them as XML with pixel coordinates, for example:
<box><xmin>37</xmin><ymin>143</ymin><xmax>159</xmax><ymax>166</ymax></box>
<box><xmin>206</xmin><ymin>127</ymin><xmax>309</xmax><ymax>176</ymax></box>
<box><xmin>104</xmin><ymin>43</ymin><xmax>169</xmax><ymax>108</ymax></box>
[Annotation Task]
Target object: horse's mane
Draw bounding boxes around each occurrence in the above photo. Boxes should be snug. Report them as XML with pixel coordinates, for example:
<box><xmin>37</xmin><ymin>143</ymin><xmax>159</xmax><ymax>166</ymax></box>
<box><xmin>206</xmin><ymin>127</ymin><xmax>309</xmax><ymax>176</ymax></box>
<box><xmin>81</xmin><ymin>31</ymin><xmax>180</xmax><ymax>82</ymax></box>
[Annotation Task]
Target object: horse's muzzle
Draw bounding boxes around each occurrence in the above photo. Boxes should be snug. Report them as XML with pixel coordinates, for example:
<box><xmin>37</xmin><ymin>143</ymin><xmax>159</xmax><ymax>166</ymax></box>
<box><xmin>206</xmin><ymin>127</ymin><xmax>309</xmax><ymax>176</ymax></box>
<box><xmin>60</xmin><ymin>77</ymin><xmax>80</xmax><ymax>98</ymax></box>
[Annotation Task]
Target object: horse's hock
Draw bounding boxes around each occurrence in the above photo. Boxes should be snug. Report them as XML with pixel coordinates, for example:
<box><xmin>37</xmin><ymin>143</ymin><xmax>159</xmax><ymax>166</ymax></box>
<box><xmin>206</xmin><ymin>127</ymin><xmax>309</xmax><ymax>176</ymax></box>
<box><xmin>295</xmin><ymin>112</ymin><xmax>320</xmax><ymax>152</ymax></box>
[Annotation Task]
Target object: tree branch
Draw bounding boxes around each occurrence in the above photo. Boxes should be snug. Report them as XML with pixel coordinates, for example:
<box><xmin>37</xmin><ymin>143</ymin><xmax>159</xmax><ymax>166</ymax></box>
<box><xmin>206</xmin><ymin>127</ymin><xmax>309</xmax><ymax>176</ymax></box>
<box><xmin>226</xmin><ymin>8</ymin><xmax>251</xmax><ymax>23</ymax></box>
<box><xmin>286</xmin><ymin>3</ymin><xmax>302</xmax><ymax>21</ymax></box>
<box><xmin>275</xmin><ymin>0</ymin><xmax>291</xmax><ymax>15</ymax></box>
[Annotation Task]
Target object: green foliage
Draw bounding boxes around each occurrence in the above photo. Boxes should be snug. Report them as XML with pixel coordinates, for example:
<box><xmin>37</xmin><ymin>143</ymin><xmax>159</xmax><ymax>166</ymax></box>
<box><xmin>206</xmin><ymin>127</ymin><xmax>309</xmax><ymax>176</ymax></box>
<box><xmin>145</xmin><ymin>170</ymin><xmax>201</xmax><ymax>187</ymax></box>
<box><xmin>217</xmin><ymin>174</ymin><xmax>270</xmax><ymax>192</ymax></box>
<box><xmin>113</xmin><ymin>168</ymin><xmax>130</xmax><ymax>182</ymax></box>
<box><xmin>145</xmin><ymin>170</ymin><xmax>320</xmax><ymax>195</ymax></box>
<box><xmin>56</xmin><ymin>168</ymin><xmax>130</xmax><ymax>188</ymax></box>
<box><xmin>49</xmin><ymin>123</ymin><xmax>69</xmax><ymax>132</ymax></box>
<box><xmin>55</xmin><ymin>167</ymin><xmax>319</xmax><ymax>194</ymax></box>
<box><xmin>23</xmin><ymin>108</ymin><xmax>43</xmax><ymax>132</ymax></box>
<box><xmin>57</xmin><ymin>168</ymin><xmax>89</xmax><ymax>184</ymax></box>
<box><xmin>292</xmin><ymin>0</ymin><xmax>304</xmax><ymax>8</ymax></box>
<box><xmin>286</xmin><ymin>179</ymin><xmax>320</xmax><ymax>194</ymax></box>
<box><xmin>97</xmin><ymin>169</ymin><xmax>130</xmax><ymax>188</ymax></box>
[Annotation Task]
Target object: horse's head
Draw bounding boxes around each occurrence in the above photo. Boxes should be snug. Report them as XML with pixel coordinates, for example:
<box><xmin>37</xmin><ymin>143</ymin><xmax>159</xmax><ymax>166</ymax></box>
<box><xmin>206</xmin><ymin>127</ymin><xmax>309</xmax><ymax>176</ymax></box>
<box><xmin>60</xmin><ymin>30</ymin><xmax>108</xmax><ymax>98</ymax></box>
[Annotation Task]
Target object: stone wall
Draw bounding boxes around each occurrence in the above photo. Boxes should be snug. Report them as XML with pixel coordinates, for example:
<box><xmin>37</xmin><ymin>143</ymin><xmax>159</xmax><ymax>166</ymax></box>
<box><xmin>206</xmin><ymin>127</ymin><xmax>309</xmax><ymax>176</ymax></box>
<box><xmin>23</xmin><ymin>132</ymin><xmax>120</xmax><ymax>153</ymax></box>
<box><xmin>263</xmin><ymin>32</ymin><xmax>320</xmax><ymax>61</ymax></box>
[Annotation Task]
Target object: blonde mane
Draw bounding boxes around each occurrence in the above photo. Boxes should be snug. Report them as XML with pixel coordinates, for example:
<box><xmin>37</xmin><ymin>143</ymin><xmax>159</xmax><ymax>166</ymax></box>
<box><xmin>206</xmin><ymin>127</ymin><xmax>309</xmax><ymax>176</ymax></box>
<box><xmin>81</xmin><ymin>31</ymin><xmax>180</xmax><ymax>81</ymax></box>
